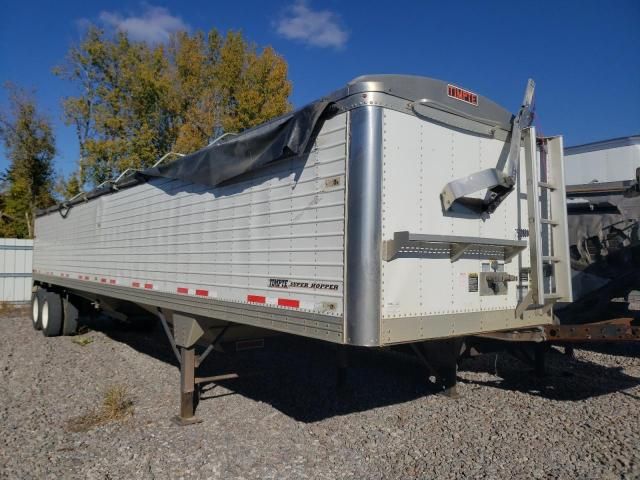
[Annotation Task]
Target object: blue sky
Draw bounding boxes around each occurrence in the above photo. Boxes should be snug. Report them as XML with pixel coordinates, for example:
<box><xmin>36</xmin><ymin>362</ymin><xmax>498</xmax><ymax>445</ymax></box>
<box><xmin>1</xmin><ymin>0</ymin><xmax>639</xmax><ymax>177</ymax></box>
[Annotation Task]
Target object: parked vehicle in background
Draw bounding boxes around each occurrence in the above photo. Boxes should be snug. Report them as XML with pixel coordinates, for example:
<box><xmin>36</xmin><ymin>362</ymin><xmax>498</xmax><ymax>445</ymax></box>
<box><xmin>560</xmin><ymin>135</ymin><xmax>640</xmax><ymax>322</ymax></box>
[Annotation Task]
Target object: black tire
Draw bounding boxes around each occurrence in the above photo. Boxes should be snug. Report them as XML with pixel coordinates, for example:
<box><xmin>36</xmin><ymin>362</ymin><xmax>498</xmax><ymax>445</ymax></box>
<box><xmin>30</xmin><ymin>289</ymin><xmax>44</xmax><ymax>330</ymax></box>
<box><xmin>42</xmin><ymin>291</ymin><xmax>63</xmax><ymax>337</ymax></box>
<box><xmin>62</xmin><ymin>294</ymin><xmax>80</xmax><ymax>336</ymax></box>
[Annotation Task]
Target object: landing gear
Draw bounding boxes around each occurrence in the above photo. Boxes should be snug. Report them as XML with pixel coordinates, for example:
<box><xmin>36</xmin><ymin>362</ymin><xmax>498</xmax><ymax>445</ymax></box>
<box><xmin>336</xmin><ymin>344</ymin><xmax>348</xmax><ymax>389</ymax></box>
<box><xmin>157</xmin><ymin>310</ymin><xmax>244</xmax><ymax>425</ymax></box>
<box><xmin>176</xmin><ymin>346</ymin><xmax>202</xmax><ymax>426</ymax></box>
<box><xmin>534</xmin><ymin>343</ymin><xmax>547</xmax><ymax>377</ymax></box>
<box><xmin>413</xmin><ymin>339</ymin><xmax>463</xmax><ymax>398</ymax></box>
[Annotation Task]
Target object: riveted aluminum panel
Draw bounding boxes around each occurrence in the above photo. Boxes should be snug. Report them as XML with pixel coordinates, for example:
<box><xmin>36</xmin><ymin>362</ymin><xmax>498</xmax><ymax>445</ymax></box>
<box><xmin>381</xmin><ymin>309</ymin><xmax>552</xmax><ymax>345</ymax></box>
<box><xmin>379</xmin><ymin>108</ymin><xmax>532</xmax><ymax>333</ymax></box>
<box><xmin>33</xmin><ymin>114</ymin><xmax>348</xmax><ymax>336</ymax></box>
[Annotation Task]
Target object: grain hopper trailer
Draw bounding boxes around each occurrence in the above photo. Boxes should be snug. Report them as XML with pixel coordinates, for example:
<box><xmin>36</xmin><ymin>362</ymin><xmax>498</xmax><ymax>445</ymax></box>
<box><xmin>31</xmin><ymin>74</ymin><xmax>572</xmax><ymax>423</ymax></box>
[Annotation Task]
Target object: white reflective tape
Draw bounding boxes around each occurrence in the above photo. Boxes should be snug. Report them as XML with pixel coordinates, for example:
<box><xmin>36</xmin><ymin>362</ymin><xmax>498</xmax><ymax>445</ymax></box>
<box><xmin>300</xmin><ymin>301</ymin><xmax>316</xmax><ymax>311</ymax></box>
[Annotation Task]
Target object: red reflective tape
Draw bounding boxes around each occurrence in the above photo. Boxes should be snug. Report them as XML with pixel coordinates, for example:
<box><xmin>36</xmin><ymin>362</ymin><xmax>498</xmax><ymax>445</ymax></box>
<box><xmin>195</xmin><ymin>289</ymin><xmax>208</xmax><ymax>297</ymax></box>
<box><xmin>144</xmin><ymin>283</ymin><xmax>153</xmax><ymax>289</ymax></box>
<box><xmin>100</xmin><ymin>278</ymin><xmax>107</xmax><ymax>283</ymax></box>
<box><xmin>132</xmin><ymin>282</ymin><xmax>140</xmax><ymax>288</ymax></box>
<box><xmin>247</xmin><ymin>295</ymin><xmax>266</xmax><ymax>303</ymax></box>
<box><xmin>278</xmin><ymin>298</ymin><xmax>300</xmax><ymax>308</ymax></box>
<box><xmin>109</xmin><ymin>279</ymin><xmax>116</xmax><ymax>284</ymax></box>
<box><xmin>177</xmin><ymin>287</ymin><xmax>189</xmax><ymax>294</ymax></box>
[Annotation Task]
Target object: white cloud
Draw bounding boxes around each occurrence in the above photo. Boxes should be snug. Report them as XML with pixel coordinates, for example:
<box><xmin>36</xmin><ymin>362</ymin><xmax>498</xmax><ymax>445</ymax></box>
<box><xmin>99</xmin><ymin>5</ymin><xmax>190</xmax><ymax>43</ymax></box>
<box><xmin>275</xmin><ymin>1</ymin><xmax>348</xmax><ymax>49</ymax></box>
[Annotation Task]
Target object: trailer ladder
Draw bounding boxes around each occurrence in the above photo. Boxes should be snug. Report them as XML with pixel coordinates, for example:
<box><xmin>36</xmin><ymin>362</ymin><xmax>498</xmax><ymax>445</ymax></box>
<box><xmin>516</xmin><ymin>129</ymin><xmax>572</xmax><ymax>317</ymax></box>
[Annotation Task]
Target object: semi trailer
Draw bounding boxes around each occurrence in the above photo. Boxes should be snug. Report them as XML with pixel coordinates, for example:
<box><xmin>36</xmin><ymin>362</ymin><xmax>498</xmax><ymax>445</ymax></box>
<box><xmin>31</xmin><ymin>74</ymin><xmax>573</xmax><ymax>423</ymax></box>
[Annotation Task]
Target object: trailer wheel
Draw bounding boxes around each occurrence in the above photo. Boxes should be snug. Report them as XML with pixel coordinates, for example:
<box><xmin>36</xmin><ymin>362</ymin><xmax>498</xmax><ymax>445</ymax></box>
<box><xmin>62</xmin><ymin>294</ymin><xmax>80</xmax><ymax>336</ymax></box>
<box><xmin>42</xmin><ymin>291</ymin><xmax>63</xmax><ymax>337</ymax></box>
<box><xmin>31</xmin><ymin>289</ymin><xmax>45</xmax><ymax>330</ymax></box>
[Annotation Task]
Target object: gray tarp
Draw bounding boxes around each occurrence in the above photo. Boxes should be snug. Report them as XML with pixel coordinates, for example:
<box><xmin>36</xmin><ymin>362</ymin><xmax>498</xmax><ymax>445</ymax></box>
<box><xmin>142</xmin><ymin>100</ymin><xmax>334</xmax><ymax>187</ymax></box>
<box><xmin>557</xmin><ymin>190</ymin><xmax>640</xmax><ymax>323</ymax></box>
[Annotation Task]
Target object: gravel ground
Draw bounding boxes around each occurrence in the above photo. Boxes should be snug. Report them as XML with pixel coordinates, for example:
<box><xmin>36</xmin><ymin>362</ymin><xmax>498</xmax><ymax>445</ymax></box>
<box><xmin>1</xmin><ymin>310</ymin><xmax>639</xmax><ymax>479</ymax></box>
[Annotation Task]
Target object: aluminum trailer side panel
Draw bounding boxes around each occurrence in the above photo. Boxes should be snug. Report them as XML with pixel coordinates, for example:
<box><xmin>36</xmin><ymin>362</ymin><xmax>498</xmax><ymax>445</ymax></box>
<box><xmin>34</xmin><ymin>114</ymin><xmax>348</xmax><ymax>341</ymax></box>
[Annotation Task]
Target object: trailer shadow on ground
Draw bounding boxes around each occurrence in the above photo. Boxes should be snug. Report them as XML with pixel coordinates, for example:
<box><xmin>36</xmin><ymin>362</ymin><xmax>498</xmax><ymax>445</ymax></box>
<box><xmin>459</xmin><ymin>345</ymin><xmax>640</xmax><ymax>401</ymax></box>
<box><xmin>84</xmin><ymin>315</ymin><xmax>640</xmax><ymax>422</ymax></box>
<box><xmin>575</xmin><ymin>341</ymin><xmax>640</xmax><ymax>359</ymax></box>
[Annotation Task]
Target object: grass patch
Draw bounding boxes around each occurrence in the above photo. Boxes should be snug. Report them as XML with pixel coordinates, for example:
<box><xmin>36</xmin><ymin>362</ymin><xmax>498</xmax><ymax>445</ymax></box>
<box><xmin>66</xmin><ymin>385</ymin><xmax>134</xmax><ymax>432</ymax></box>
<box><xmin>71</xmin><ymin>336</ymin><xmax>94</xmax><ymax>347</ymax></box>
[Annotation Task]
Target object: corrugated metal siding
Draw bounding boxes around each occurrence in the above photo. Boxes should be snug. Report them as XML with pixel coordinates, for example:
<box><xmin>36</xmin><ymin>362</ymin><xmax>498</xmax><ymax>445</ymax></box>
<box><xmin>33</xmin><ymin>113</ymin><xmax>347</xmax><ymax>319</ymax></box>
<box><xmin>0</xmin><ymin>238</ymin><xmax>33</xmax><ymax>303</ymax></box>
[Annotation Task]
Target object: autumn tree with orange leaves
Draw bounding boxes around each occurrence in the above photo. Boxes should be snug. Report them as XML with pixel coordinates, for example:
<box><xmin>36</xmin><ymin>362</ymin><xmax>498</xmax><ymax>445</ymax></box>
<box><xmin>56</xmin><ymin>27</ymin><xmax>292</xmax><ymax>187</ymax></box>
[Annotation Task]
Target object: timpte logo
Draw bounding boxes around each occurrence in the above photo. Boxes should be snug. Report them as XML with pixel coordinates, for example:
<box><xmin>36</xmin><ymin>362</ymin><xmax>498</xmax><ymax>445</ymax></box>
<box><xmin>447</xmin><ymin>84</ymin><xmax>478</xmax><ymax>106</ymax></box>
<box><xmin>269</xmin><ymin>278</ymin><xmax>289</xmax><ymax>288</ymax></box>
<box><xmin>269</xmin><ymin>278</ymin><xmax>339</xmax><ymax>290</ymax></box>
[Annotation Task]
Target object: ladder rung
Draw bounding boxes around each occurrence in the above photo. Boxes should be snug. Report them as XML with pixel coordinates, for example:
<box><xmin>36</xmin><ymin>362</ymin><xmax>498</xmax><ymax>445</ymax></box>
<box><xmin>538</xmin><ymin>181</ymin><xmax>556</xmax><ymax>190</ymax></box>
<box><xmin>542</xmin><ymin>256</ymin><xmax>561</xmax><ymax>263</ymax></box>
<box><xmin>540</xmin><ymin>219</ymin><xmax>559</xmax><ymax>226</ymax></box>
<box><xmin>543</xmin><ymin>294</ymin><xmax>563</xmax><ymax>301</ymax></box>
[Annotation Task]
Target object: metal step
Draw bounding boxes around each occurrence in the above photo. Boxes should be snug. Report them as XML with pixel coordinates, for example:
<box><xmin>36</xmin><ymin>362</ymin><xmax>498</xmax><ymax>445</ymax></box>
<box><xmin>538</xmin><ymin>181</ymin><xmax>556</xmax><ymax>190</ymax></box>
<box><xmin>543</xmin><ymin>293</ymin><xmax>563</xmax><ymax>301</ymax></box>
<box><xmin>382</xmin><ymin>232</ymin><xmax>527</xmax><ymax>262</ymax></box>
<box><xmin>540</xmin><ymin>219</ymin><xmax>559</xmax><ymax>226</ymax></box>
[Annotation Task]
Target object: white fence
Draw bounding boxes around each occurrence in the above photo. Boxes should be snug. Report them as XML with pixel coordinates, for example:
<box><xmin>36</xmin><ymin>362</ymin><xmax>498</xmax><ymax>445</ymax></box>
<box><xmin>0</xmin><ymin>238</ymin><xmax>33</xmax><ymax>303</ymax></box>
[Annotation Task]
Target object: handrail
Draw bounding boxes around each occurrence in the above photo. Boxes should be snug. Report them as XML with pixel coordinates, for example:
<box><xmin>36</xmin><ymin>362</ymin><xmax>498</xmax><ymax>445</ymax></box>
<box><xmin>207</xmin><ymin>132</ymin><xmax>238</xmax><ymax>146</ymax></box>
<box><xmin>113</xmin><ymin>168</ymin><xmax>136</xmax><ymax>185</ymax></box>
<box><xmin>152</xmin><ymin>151</ymin><xmax>185</xmax><ymax>168</ymax></box>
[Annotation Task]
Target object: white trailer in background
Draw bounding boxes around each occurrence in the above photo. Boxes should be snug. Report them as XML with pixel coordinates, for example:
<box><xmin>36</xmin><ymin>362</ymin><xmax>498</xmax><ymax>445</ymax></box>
<box><xmin>564</xmin><ymin>135</ymin><xmax>640</xmax><ymax>185</ymax></box>
<box><xmin>31</xmin><ymin>75</ymin><xmax>572</xmax><ymax>423</ymax></box>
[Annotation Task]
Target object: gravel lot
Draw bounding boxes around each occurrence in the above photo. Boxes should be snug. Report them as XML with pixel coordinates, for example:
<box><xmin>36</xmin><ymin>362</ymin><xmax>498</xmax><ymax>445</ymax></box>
<box><xmin>1</xmin><ymin>310</ymin><xmax>639</xmax><ymax>479</ymax></box>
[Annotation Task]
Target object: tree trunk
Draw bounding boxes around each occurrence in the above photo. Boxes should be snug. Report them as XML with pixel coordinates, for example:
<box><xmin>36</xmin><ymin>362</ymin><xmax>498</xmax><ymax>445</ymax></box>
<box><xmin>25</xmin><ymin>211</ymin><xmax>32</xmax><ymax>238</ymax></box>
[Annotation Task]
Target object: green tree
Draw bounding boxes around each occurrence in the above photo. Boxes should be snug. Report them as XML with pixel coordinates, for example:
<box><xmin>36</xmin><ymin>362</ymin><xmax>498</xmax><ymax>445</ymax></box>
<box><xmin>0</xmin><ymin>84</ymin><xmax>56</xmax><ymax>238</ymax></box>
<box><xmin>56</xmin><ymin>27</ymin><xmax>292</xmax><ymax>187</ymax></box>
<box><xmin>55</xmin><ymin>171</ymin><xmax>82</xmax><ymax>201</ymax></box>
